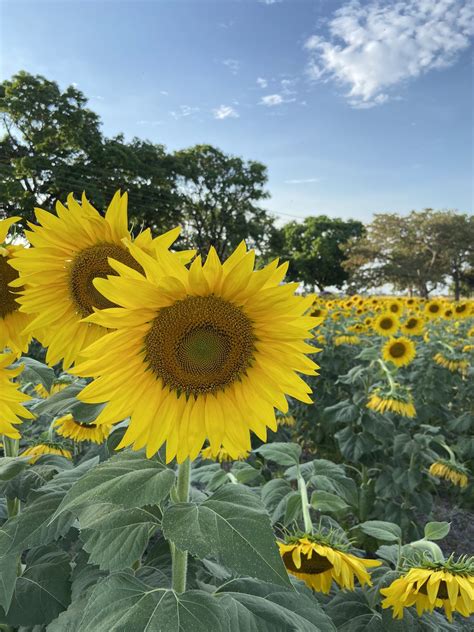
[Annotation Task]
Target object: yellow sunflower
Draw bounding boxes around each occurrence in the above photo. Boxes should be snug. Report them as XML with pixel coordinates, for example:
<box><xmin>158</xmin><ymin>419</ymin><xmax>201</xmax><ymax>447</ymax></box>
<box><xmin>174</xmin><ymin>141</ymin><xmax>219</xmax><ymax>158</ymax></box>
<box><xmin>429</xmin><ymin>461</ymin><xmax>469</xmax><ymax>488</ymax></box>
<box><xmin>200</xmin><ymin>445</ymin><xmax>249</xmax><ymax>462</ymax></box>
<box><xmin>424</xmin><ymin>299</ymin><xmax>444</xmax><ymax>319</ymax></box>
<box><xmin>10</xmin><ymin>191</ymin><xmax>192</xmax><ymax>369</ymax></box>
<box><xmin>277</xmin><ymin>414</ymin><xmax>296</xmax><ymax>428</ymax></box>
<box><xmin>433</xmin><ymin>353</ymin><xmax>469</xmax><ymax>374</ymax></box>
<box><xmin>311</xmin><ymin>305</ymin><xmax>327</xmax><ymax>320</ymax></box>
<box><xmin>381</xmin><ymin>561</ymin><xmax>474</xmax><ymax>621</ymax></box>
<box><xmin>278</xmin><ymin>537</ymin><xmax>381</xmax><ymax>593</ymax></box>
<box><xmin>73</xmin><ymin>242</ymin><xmax>319</xmax><ymax>462</ymax></box>
<box><xmin>373</xmin><ymin>313</ymin><xmax>399</xmax><ymax>336</ymax></box>
<box><xmin>0</xmin><ymin>217</ymin><xmax>32</xmax><ymax>355</ymax></box>
<box><xmin>453</xmin><ymin>302</ymin><xmax>470</xmax><ymax>319</ymax></box>
<box><xmin>21</xmin><ymin>443</ymin><xmax>72</xmax><ymax>463</ymax></box>
<box><xmin>334</xmin><ymin>334</ymin><xmax>361</xmax><ymax>346</ymax></box>
<box><xmin>0</xmin><ymin>353</ymin><xmax>34</xmax><ymax>438</ymax></box>
<box><xmin>400</xmin><ymin>314</ymin><xmax>424</xmax><ymax>336</ymax></box>
<box><xmin>35</xmin><ymin>381</ymin><xmax>70</xmax><ymax>398</ymax></box>
<box><xmin>387</xmin><ymin>299</ymin><xmax>402</xmax><ymax>315</ymax></box>
<box><xmin>382</xmin><ymin>336</ymin><xmax>416</xmax><ymax>368</ymax></box>
<box><xmin>367</xmin><ymin>387</ymin><xmax>416</xmax><ymax>418</ymax></box>
<box><xmin>53</xmin><ymin>414</ymin><xmax>112</xmax><ymax>444</ymax></box>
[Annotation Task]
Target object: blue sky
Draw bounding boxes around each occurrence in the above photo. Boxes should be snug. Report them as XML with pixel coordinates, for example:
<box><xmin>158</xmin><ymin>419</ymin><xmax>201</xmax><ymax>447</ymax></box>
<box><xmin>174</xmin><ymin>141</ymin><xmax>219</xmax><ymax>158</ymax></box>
<box><xmin>1</xmin><ymin>0</ymin><xmax>472</xmax><ymax>223</ymax></box>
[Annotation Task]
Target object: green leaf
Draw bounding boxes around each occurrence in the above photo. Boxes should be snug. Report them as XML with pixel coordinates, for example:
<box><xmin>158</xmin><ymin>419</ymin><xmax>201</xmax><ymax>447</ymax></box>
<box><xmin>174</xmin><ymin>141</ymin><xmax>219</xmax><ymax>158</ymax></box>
<box><xmin>423</xmin><ymin>521</ymin><xmax>450</xmax><ymax>541</ymax></box>
<box><xmin>52</xmin><ymin>451</ymin><xmax>175</xmax><ymax>519</ymax></box>
<box><xmin>284</xmin><ymin>491</ymin><xmax>302</xmax><ymax>525</ymax></box>
<box><xmin>357</xmin><ymin>520</ymin><xmax>402</xmax><ymax>542</ymax></box>
<box><xmin>0</xmin><ymin>553</ymin><xmax>17</xmax><ymax>612</ymax></box>
<box><xmin>16</xmin><ymin>356</ymin><xmax>55</xmax><ymax>391</ymax></box>
<box><xmin>76</xmin><ymin>573</ymin><xmax>224</xmax><ymax>632</ymax></box>
<box><xmin>261</xmin><ymin>479</ymin><xmax>293</xmax><ymax>524</ymax></box>
<box><xmin>0</xmin><ymin>457</ymin><xmax>30</xmax><ymax>481</ymax></box>
<box><xmin>4</xmin><ymin>550</ymin><xmax>71</xmax><ymax>626</ymax></box>
<box><xmin>231</xmin><ymin>462</ymin><xmax>263</xmax><ymax>485</ymax></box>
<box><xmin>311</xmin><ymin>490</ymin><xmax>348</xmax><ymax>513</ymax></box>
<box><xmin>79</xmin><ymin>504</ymin><xmax>160</xmax><ymax>571</ymax></box>
<box><xmin>31</xmin><ymin>382</ymin><xmax>104</xmax><ymax>422</ymax></box>
<box><xmin>254</xmin><ymin>442</ymin><xmax>302</xmax><ymax>467</ymax></box>
<box><xmin>162</xmin><ymin>484</ymin><xmax>290</xmax><ymax>587</ymax></box>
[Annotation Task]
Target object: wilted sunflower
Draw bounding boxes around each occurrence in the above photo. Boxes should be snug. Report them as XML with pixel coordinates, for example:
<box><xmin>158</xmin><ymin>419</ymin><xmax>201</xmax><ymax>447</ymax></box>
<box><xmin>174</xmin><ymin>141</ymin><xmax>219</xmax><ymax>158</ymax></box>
<box><xmin>424</xmin><ymin>299</ymin><xmax>444</xmax><ymax>319</ymax></box>
<box><xmin>0</xmin><ymin>353</ymin><xmax>34</xmax><ymax>438</ymax></box>
<box><xmin>367</xmin><ymin>387</ymin><xmax>416</xmax><ymax>418</ymax></box>
<box><xmin>373</xmin><ymin>313</ymin><xmax>399</xmax><ymax>337</ymax></box>
<box><xmin>53</xmin><ymin>414</ymin><xmax>111</xmax><ymax>444</ymax></box>
<box><xmin>10</xmin><ymin>191</ymin><xmax>191</xmax><ymax>369</ymax></box>
<box><xmin>74</xmin><ymin>242</ymin><xmax>319</xmax><ymax>462</ymax></box>
<box><xmin>200</xmin><ymin>445</ymin><xmax>249</xmax><ymax>462</ymax></box>
<box><xmin>382</xmin><ymin>336</ymin><xmax>416</xmax><ymax>368</ymax></box>
<box><xmin>429</xmin><ymin>460</ymin><xmax>469</xmax><ymax>488</ymax></box>
<box><xmin>278</xmin><ymin>536</ymin><xmax>381</xmax><ymax>593</ymax></box>
<box><xmin>400</xmin><ymin>315</ymin><xmax>424</xmax><ymax>336</ymax></box>
<box><xmin>0</xmin><ymin>217</ymin><xmax>32</xmax><ymax>355</ymax></box>
<box><xmin>381</xmin><ymin>557</ymin><xmax>474</xmax><ymax>621</ymax></box>
<box><xmin>433</xmin><ymin>353</ymin><xmax>469</xmax><ymax>374</ymax></box>
<box><xmin>21</xmin><ymin>443</ymin><xmax>72</xmax><ymax>463</ymax></box>
<box><xmin>334</xmin><ymin>334</ymin><xmax>361</xmax><ymax>346</ymax></box>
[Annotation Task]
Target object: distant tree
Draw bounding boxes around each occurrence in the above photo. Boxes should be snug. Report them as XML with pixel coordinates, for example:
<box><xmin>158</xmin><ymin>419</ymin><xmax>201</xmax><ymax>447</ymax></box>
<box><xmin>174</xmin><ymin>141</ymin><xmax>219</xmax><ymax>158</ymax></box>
<box><xmin>343</xmin><ymin>210</ymin><xmax>474</xmax><ymax>298</ymax></box>
<box><xmin>269</xmin><ymin>216</ymin><xmax>364</xmax><ymax>291</ymax></box>
<box><xmin>173</xmin><ymin>144</ymin><xmax>272</xmax><ymax>258</ymax></box>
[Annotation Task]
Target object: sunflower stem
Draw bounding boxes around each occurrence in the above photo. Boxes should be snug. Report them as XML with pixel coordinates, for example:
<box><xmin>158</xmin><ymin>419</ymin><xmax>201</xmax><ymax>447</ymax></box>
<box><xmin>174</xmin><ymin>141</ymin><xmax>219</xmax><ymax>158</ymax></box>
<box><xmin>171</xmin><ymin>458</ymin><xmax>191</xmax><ymax>593</ymax></box>
<box><xmin>297</xmin><ymin>464</ymin><xmax>312</xmax><ymax>535</ymax></box>
<box><xmin>376</xmin><ymin>359</ymin><xmax>397</xmax><ymax>394</ymax></box>
<box><xmin>2</xmin><ymin>436</ymin><xmax>20</xmax><ymax>517</ymax></box>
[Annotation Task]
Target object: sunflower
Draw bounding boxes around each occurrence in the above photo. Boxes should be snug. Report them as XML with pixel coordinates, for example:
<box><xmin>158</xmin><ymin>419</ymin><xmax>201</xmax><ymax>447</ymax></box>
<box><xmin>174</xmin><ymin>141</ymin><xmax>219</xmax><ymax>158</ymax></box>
<box><xmin>387</xmin><ymin>299</ymin><xmax>402</xmax><ymax>315</ymax></box>
<box><xmin>424</xmin><ymin>299</ymin><xmax>444</xmax><ymax>319</ymax></box>
<box><xmin>400</xmin><ymin>314</ymin><xmax>424</xmax><ymax>336</ymax></box>
<box><xmin>21</xmin><ymin>443</ymin><xmax>72</xmax><ymax>463</ymax></box>
<box><xmin>200</xmin><ymin>445</ymin><xmax>249</xmax><ymax>462</ymax></box>
<box><xmin>311</xmin><ymin>305</ymin><xmax>327</xmax><ymax>320</ymax></box>
<box><xmin>453</xmin><ymin>302</ymin><xmax>470</xmax><ymax>319</ymax></box>
<box><xmin>73</xmin><ymin>242</ymin><xmax>319</xmax><ymax>462</ymax></box>
<box><xmin>277</xmin><ymin>414</ymin><xmax>296</xmax><ymax>428</ymax></box>
<box><xmin>381</xmin><ymin>558</ymin><xmax>474</xmax><ymax>621</ymax></box>
<box><xmin>278</xmin><ymin>536</ymin><xmax>381</xmax><ymax>593</ymax></box>
<box><xmin>334</xmin><ymin>334</ymin><xmax>361</xmax><ymax>346</ymax></box>
<box><xmin>35</xmin><ymin>381</ymin><xmax>70</xmax><ymax>398</ymax></box>
<box><xmin>382</xmin><ymin>336</ymin><xmax>416</xmax><ymax>368</ymax></box>
<box><xmin>0</xmin><ymin>217</ymin><xmax>32</xmax><ymax>355</ymax></box>
<box><xmin>373</xmin><ymin>313</ymin><xmax>399</xmax><ymax>336</ymax></box>
<box><xmin>367</xmin><ymin>387</ymin><xmax>416</xmax><ymax>418</ymax></box>
<box><xmin>53</xmin><ymin>414</ymin><xmax>111</xmax><ymax>444</ymax></box>
<box><xmin>429</xmin><ymin>460</ymin><xmax>469</xmax><ymax>488</ymax></box>
<box><xmin>0</xmin><ymin>353</ymin><xmax>34</xmax><ymax>438</ymax></box>
<box><xmin>433</xmin><ymin>353</ymin><xmax>469</xmax><ymax>374</ymax></box>
<box><xmin>10</xmin><ymin>191</ymin><xmax>192</xmax><ymax>369</ymax></box>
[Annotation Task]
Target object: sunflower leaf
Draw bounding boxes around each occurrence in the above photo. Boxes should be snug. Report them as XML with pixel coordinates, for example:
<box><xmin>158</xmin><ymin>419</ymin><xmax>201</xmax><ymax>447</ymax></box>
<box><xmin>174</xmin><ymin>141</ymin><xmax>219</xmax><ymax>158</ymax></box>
<box><xmin>162</xmin><ymin>484</ymin><xmax>291</xmax><ymax>587</ymax></box>
<box><xmin>356</xmin><ymin>520</ymin><xmax>402</xmax><ymax>542</ymax></box>
<box><xmin>15</xmin><ymin>356</ymin><xmax>55</xmax><ymax>391</ymax></box>
<box><xmin>423</xmin><ymin>521</ymin><xmax>450</xmax><ymax>541</ymax></box>
<box><xmin>253</xmin><ymin>442</ymin><xmax>302</xmax><ymax>467</ymax></box>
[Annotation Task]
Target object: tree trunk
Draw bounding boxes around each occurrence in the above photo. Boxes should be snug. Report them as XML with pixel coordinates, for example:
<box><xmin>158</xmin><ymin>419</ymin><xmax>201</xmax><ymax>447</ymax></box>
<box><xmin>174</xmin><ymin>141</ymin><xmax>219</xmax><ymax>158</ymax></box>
<box><xmin>453</xmin><ymin>266</ymin><xmax>461</xmax><ymax>301</ymax></box>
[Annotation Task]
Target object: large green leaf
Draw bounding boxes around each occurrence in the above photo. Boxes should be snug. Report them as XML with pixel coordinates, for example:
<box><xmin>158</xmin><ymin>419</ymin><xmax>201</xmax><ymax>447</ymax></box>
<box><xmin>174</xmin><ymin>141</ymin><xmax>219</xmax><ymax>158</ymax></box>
<box><xmin>254</xmin><ymin>443</ymin><xmax>302</xmax><ymax>467</ymax></box>
<box><xmin>31</xmin><ymin>382</ymin><xmax>104</xmax><ymax>422</ymax></box>
<box><xmin>79</xmin><ymin>504</ymin><xmax>160</xmax><ymax>570</ymax></box>
<box><xmin>0</xmin><ymin>457</ymin><xmax>30</xmax><ymax>481</ymax></box>
<box><xmin>73</xmin><ymin>573</ymin><xmax>224</xmax><ymax>632</ymax></box>
<box><xmin>16</xmin><ymin>356</ymin><xmax>55</xmax><ymax>391</ymax></box>
<box><xmin>424</xmin><ymin>521</ymin><xmax>450</xmax><ymax>541</ymax></box>
<box><xmin>311</xmin><ymin>490</ymin><xmax>349</xmax><ymax>513</ymax></box>
<box><xmin>162</xmin><ymin>484</ymin><xmax>290</xmax><ymax>587</ymax></box>
<box><xmin>0</xmin><ymin>553</ymin><xmax>17</xmax><ymax>612</ymax></box>
<box><xmin>261</xmin><ymin>478</ymin><xmax>293</xmax><ymax>524</ymax></box>
<box><xmin>52</xmin><ymin>451</ymin><xmax>175</xmax><ymax>519</ymax></box>
<box><xmin>357</xmin><ymin>520</ymin><xmax>402</xmax><ymax>542</ymax></box>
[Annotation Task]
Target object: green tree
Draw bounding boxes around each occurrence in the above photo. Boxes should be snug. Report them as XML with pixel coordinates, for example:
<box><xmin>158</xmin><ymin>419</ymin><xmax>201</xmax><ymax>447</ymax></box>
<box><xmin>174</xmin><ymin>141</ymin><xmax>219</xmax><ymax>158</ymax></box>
<box><xmin>269</xmin><ymin>216</ymin><xmax>364</xmax><ymax>291</ymax></box>
<box><xmin>173</xmin><ymin>144</ymin><xmax>272</xmax><ymax>258</ymax></box>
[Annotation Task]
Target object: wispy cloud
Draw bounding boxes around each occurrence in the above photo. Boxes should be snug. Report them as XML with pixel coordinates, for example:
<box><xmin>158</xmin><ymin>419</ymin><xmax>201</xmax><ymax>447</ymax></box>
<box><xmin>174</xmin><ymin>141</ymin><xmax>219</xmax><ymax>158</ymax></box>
<box><xmin>256</xmin><ymin>77</ymin><xmax>268</xmax><ymax>88</ymax></box>
<box><xmin>160</xmin><ymin>90</ymin><xmax>169</xmax><ymax>96</ymax></box>
<box><xmin>284</xmin><ymin>177</ymin><xmax>320</xmax><ymax>184</ymax></box>
<box><xmin>260</xmin><ymin>94</ymin><xmax>284</xmax><ymax>106</ymax></box>
<box><xmin>259</xmin><ymin>0</ymin><xmax>283</xmax><ymax>5</ymax></box>
<box><xmin>305</xmin><ymin>0</ymin><xmax>474</xmax><ymax>108</ymax></box>
<box><xmin>170</xmin><ymin>105</ymin><xmax>200</xmax><ymax>119</ymax></box>
<box><xmin>222</xmin><ymin>58</ymin><xmax>240</xmax><ymax>74</ymax></box>
<box><xmin>136</xmin><ymin>119</ymin><xmax>164</xmax><ymax>126</ymax></box>
<box><xmin>212</xmin><ymin>104</ymin><xmax>239</xmax><ymax>120</ymax></box>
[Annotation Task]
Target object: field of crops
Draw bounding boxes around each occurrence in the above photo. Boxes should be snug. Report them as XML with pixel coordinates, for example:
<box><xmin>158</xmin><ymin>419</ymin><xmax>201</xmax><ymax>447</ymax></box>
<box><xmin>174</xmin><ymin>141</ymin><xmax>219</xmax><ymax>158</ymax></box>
<box><xmin>0</xmin><ymin>197</ymin><xmax>473</xmax><ymax>632</ymax></box>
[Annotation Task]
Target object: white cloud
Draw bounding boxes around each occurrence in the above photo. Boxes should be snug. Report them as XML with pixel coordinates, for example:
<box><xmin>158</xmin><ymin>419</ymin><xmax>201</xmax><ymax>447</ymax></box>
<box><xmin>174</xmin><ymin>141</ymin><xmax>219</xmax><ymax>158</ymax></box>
<box><xmin>259</xmin><ymin>0</ymin><xmax>282</xmax><ymax>4</ymax></box>
<box><xmin>260</xmin><ymin>93</ymin><xmax>284</xmax><ymax>106</ymax></box>
<box><xmin>136</xmin><ymin>120</ymin><xmax>164</xmax><ymax>126</ymax></box>
<box><xmin>160</xmin><ymin>90</ymin><xmax>169</xmax><ymax>96</ymax></box>
<box><xmin>257</xmin><ymin>77</ymin><xmax>268</xmax><ymax>88</ymax></box>
<box><xmin>284</xmin><ymin>177</ymin><xmax>320</xmax><ymax>184</ymax></box>
<box><xmin>223</xmin><ymin>58</ymin><xmax>240</xmax><ymax>74</ymax></box>
<box><xmin>305</xmin><ymin>0</ymin><xmax>474</xmax><ymax>107</ymax></box>
<box><xmin>213</xmin><ymin>105</ymin><xmax>239</xmax><ymax>120</ymax></box>
<box><xmin>170</xmin><ymin>105</ymin><xmax>200</xmax><ymax>119</ymax></box>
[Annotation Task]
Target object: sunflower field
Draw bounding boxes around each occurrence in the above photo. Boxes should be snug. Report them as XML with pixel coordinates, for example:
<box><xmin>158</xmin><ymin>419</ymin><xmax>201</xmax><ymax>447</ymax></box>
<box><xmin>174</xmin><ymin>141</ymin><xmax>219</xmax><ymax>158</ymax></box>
<box><xmin>0</xmin><ymin>194</ymin><xmax>473</xmax><ymax>632</ymax></box>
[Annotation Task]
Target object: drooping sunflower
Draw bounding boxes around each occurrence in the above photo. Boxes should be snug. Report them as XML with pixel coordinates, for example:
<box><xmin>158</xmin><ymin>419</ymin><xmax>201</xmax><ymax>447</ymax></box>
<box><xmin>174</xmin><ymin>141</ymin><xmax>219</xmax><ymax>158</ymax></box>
<box><xmin>21</xmin><ymin>443</ymin><xmax>72</xmax><ymax>463</ymax></box>
<box><xmin>381</xmin><ymin>558</ymin><xmax>474</xmax><ymax>621</ymax></box>
<box><xmin>334</xmin><ymin>334</ymin><xmax>361</xmax><ymax>346</ymax></box>
<box><xmin>35</xmin><ymin>381</ymin><xmax>70</xmax><ymax>399</ymax></box>
<box><xmin>382</xmin><ymin>336</ymin><xmax>416</xmax><ymax>368</ymax></box>
<box><xmin>433</xmin><ymin>353</ymin><xmax>469</xmax><ymax>374</ymax></box>
<box><xmin>424</xmin><ymin>299</ymin><xmax>444</xmax><ymax>319</ymax></box>
<box><xmin>429</xmin><ymin>460</ymin><xmax>469</xmax><ymax>488</ymax></box>
<box><xmin>0</xmin><ymin>353</ymin><xmax>34</xmax><ymax>438</ymax></box>
<box><xmin>278</xmin><ymin>536</ymin><xmax>381</xmax><ymax>593</ymax></box>
<box><xmin>277</xmin><ymin>414</ymin><xmax>296</xmax><ymax>427</ymax></box>
<box><xmin>373</xmin><ymin>313</ymin><xmax>399</xmax><ymax>337</ymax></box>
<box><xmin>10</xmin><ymin>191</ymin><xmax>192</xmax><ymax>369</ymax></box>
<box><xmin>53</xmin><ymin>414</ymin><xmax>112</xmax><ymax>444</ymax></box>
<box><xmin>73</xmin><ymin>242</ymin><xmax>319</xmax><ymax>462</ymax></box>
<box><xmin>200</xmin><ymin>445</ymin><xmax>249</xmax><ymax>462</ymax></box>
<box><xmin>0</xmin><ymin>217</ymin><xmax>32</xmax><ymax>355</ymax></box>
<box><xmin>400</xmin><ymin>314</ymin><xmax>424</xmax><ymax>336</ymax></box>
<box><xmin>367</xmin><ymin>386</ymin><xmax>416</xmax><ymax>418</ymax></box>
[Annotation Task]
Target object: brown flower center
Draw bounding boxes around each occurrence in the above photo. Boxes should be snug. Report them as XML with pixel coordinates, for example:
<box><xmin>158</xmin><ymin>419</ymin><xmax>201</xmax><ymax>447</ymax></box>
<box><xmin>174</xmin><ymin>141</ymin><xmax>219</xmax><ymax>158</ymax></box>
<box><xmin>68</xmin><ymin>243</ymin><xmax>143</xmax><ymax>317</ymax></box>
<box><xmin>0</xmin><ymin>255</ymin><xmax>22</xmax><ymax>318</ymax></box>
<box><xmin>405</xmin><ymin>318</ymin><xmax>418</xmax><ymax>329</ymax></box>
<box><xmin>389</xmin><ymin>342</ymin><xmax>407</xmax><ymax>358</ymax></box>
<box><xmin>144</xmin><ymin>295</ymin><xmax>255</xmax><ymax>396</ymax></box>
<box><xmin>429</xmin><ymin>304</ymin><xmax>440</xmax><ymax>313</ymax></box>
<box><xmin>282</xmin><ymin>550</ymin><xmax>333</xmax><ymax>575</ymax></box>
<box><xmin>380</xmin><ymin>317</ymin><xmax>394</xmax><ymax>330</ymax></box>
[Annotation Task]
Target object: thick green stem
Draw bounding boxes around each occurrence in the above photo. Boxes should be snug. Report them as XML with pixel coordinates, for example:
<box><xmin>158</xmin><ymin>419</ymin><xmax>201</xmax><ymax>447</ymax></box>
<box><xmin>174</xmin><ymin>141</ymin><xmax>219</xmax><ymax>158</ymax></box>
<box><xmin>377</xmin><ymin>359</ymin><xmax>397</xmax><ymax>393</ymax></box>
<box><xmin>172</xmin><ymin>459</ymin><xmax>191</xmax><ymax>593</ymax></box>
<box><xmin>2</xmin><ymin>436</ymin><xmax>20</xmax><ymax>517</ymax></box>
<box><xmin>297</xmin><ymin>465</ymin><xmax>312</xmax><ymax>535</ymax></box>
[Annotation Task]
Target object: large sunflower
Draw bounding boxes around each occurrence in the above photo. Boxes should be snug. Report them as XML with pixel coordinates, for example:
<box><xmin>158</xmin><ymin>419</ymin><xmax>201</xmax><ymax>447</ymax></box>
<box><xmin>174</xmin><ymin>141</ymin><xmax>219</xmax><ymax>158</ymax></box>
<box><xmin>424</xmin><ymin>299</ymin><xmax>444</xmax><ymax>319</ymax></box>
<box><xmin>278</xmin><ymin>536</ymin><xmax>380</xmax><ymax>593</ymax></box>
<box><xmin>382</xmin><ymin>336</ymin><xmax>416</xmax><ymax>368</ymax></box>
<box><xmin>400</xmin><ymin>314</ymin><xmax>424</xmax><ymax>336</ymax></box>
<box><xmin>373</xmin><ymin>313</ymin><xmax>399</xmax><ymax>337</ymax></box>
<box><xmin>0</xmin><ymin>217</ymin><xmax>32</xmax><ymax>355</ymax></box>
<box><xmin>73</xmin><ymin>242</ymin><xmax>319</xmax><ymax>462</ymax></box>
<box><xmin>381</xmin><ymin>560</ymin><xmax>474</xmax><ymax>621</ymax></box>
<box><xmin>0</xmin><ymin>353</ymin><xmax>34</xmax><ymax>438</ymax></box>
<box><xmin>53</xmin><ymin>414</ymin><xmax>112</xmax><ymax>444</ymax></box>
<box><xmin>10</xmin><ymin>191</ymin><xmax>191</xmax><ymax>369</ymax></box>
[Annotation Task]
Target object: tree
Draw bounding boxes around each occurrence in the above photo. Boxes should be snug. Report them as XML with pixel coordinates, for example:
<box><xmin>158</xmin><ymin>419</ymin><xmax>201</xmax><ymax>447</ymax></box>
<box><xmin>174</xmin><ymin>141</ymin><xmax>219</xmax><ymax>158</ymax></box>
<box><xmin>268</xmin><ymin>216</ymin><xmax>364</xmax><ymax>291</ymax></box>
<box><xmin>173</xmin><ymin>144</ymin><xmax>272</xmax><ymax>258</ymax></box>
<box><xmin>343</xmin><ymin>210</ymin><xmax>474</xmax><ymax>297</ymax></box>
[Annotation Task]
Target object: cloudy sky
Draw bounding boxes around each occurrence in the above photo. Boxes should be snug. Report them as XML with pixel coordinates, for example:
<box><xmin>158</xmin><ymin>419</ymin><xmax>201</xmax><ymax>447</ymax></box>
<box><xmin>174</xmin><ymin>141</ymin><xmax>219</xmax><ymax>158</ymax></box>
<box><xmin>1</xmin><ymin>0</ymin><xmax>472</xmax><ymax>222</ymax></box>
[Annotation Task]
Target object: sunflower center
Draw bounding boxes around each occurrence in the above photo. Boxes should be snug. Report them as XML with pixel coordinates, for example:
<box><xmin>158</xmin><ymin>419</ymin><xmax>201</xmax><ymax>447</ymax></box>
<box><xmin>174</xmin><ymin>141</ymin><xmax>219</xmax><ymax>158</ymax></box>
<box><xmin>68</xmin><ymin>243</ymin><xmax>143</xmax><ymax>317</ymax></box>
<box><xmin>455</xmin><ymin>305</ymin><xmax>466</xmax><ymax>314</ymax></box>
<box><xmin>429</xmin><ymin>304</ymin><xmax>440</xmax><ymax>313</ymax></box>
<box><xmin>418</xmin><ymin>579</ymin><xmax>449</xmax><ymax>600</ymax></box>
<box><xmin>144</xmin><ymin>295</ymin><xmax>255</xmax><ymax>395</ymax></box>
<box><xmin>389</xmin><ymin>342</ymin><xmax>407</xmax><ymax>358</ymax></box>
<box><xmin>390</xmin><ymin>304</ymin><xmax>399</xmax><ymax>313</ymax></box>
<box><xmin>0</xmin><ymin>255</ymin><xmax>21</xmax><ymax>318</ymax></box>
<box><xmin>282</xmin><ymin>551</ymin><xmax>333</xmax><ymax>575</ymax></box>
<box><xmin>380</xmin><ymin>318</ymin><xmax>393</xmax><ymax>330</ymax></box>
<box><xmin>405</xmin><ymin>318</ymin><xmax>418</xmax><ymax>329</ymax></box>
